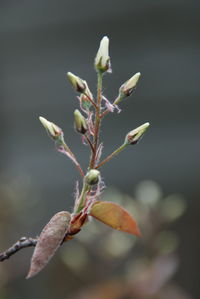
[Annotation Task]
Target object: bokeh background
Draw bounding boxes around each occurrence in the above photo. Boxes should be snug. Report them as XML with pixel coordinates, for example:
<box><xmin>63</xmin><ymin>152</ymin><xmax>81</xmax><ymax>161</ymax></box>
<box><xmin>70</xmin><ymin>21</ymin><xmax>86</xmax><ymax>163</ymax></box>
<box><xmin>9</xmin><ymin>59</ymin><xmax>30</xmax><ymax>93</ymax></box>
<box><xmin>0</xmin><ymin>0</ymin><xmax>199</xmax><ymax>298</ymax></box>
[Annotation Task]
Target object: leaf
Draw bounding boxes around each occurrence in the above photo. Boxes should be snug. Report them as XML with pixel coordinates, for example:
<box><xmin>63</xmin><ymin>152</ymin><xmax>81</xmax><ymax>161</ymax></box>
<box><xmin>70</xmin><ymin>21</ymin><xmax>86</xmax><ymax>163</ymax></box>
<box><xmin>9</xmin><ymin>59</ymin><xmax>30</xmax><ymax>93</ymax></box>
<box><xmin>69</xmin><ymin>213</ymin><xmax>88</xmax><ymax>235</ymax></box>
<box><xmin>26</xmin><ymin>211</ymin><xmax>71</xmax><ymax>279</ymax></box>
<box><xmin>90</xmin><ymin>201</ymin><xmax>141</xmax><ymax>236</ymax></box>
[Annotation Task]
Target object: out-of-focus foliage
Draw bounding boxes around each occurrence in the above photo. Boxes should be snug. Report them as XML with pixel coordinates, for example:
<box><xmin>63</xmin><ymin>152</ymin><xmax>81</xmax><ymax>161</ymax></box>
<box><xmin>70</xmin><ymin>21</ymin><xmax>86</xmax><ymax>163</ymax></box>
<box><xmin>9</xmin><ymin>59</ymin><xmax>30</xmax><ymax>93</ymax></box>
<box><xmin>0</xmin><ymin>173</ymin><xmax>41</xmax><ymax>298</ymax></box>
<box><xmin>60</xmin><ymin>181</ymin><xmax>190</xmax><ymax>299</ymax></box>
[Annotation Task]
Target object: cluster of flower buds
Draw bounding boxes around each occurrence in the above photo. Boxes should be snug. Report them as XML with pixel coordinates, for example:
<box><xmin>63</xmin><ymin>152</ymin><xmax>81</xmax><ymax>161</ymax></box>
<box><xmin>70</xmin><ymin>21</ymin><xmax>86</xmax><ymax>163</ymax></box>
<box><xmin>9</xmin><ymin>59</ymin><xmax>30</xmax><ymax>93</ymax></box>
<box><xmin>24</xmin><ymin>36</ymin><xmax>151</xmax><ymax>279</ymax></box>
<box><xmin>39</xmin><ymin>36</ymin><xmax>150</xmax><ymax>214</ymax></box>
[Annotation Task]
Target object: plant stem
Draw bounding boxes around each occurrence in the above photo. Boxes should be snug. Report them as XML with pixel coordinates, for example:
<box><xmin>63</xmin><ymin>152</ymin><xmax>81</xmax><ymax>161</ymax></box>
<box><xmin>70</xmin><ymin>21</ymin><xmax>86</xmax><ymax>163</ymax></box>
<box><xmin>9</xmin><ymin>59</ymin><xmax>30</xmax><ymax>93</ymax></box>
<box><xmin>85</xmin><ymin>135</ymin><xmax>95</xmax><ymax>154</ymax></box>
<box><xmin>76</xmin><ymin>72</ymin><xmax>103</xmax><ymax>214</ymax></box>
<box><xmin>113</xmin><ymin>94</ymin><xmax>124</xmax><ymax>106</ymax></box>
<box><xmin>89</xmin><ymin>71</ymin><xmax>103</xmax><ymax>169</ymax></box>
<box><xmin>84</xmin><ymin>93</ymin><xmax>98</xmax><ymax>110</ymax></box>
<box><xmin>62</xmin><ymin>142</ymin><xmax>84</xmax><ymax>177</ymax></box>
<box><xmin>0</xmin><ymin>237</ymin><xmax>38</xmax><ymax>261</ymax></box>
<box><xmin>0</xmin><ymin>234</ymin><xmax>71</xmax><ymax>261</ymax></box>
<box><xmin>75</xmin><ymin>180</ymin><xmax>91</xmax><ymax>213</ymax></box>
<box><xmin>95</xmin><ymin>142</ymin><xmax>128</xmax><ymax>169</ymax></box>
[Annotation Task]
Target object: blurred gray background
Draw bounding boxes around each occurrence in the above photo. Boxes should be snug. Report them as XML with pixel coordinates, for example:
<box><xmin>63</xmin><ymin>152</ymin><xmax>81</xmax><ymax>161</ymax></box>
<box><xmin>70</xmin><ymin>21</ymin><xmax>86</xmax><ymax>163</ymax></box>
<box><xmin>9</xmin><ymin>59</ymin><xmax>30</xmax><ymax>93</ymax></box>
<box><xmin>0</xmin><ymin>0</ymin><xmax>199</xmax><ymax>298</ymax></box>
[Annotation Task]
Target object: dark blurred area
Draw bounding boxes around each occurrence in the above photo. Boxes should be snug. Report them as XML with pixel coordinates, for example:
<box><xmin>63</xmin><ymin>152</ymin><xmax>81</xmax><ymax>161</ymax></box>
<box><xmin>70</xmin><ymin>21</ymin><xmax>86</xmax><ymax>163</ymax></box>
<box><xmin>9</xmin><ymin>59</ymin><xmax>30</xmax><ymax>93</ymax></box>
<box><xmin>0</xmin><ymin>0</ymin><xmax>199</xmax><ymax>298</ymax></box>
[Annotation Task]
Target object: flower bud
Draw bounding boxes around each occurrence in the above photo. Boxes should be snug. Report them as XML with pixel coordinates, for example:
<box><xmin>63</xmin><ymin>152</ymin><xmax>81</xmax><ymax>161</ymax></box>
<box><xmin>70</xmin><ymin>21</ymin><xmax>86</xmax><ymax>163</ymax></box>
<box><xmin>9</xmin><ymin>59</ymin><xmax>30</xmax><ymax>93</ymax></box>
<box><xmin>85</xmin><ymin>169</ymin><xmax>100</xmax><ymax>185</ymax></box>
<box><xmin>125</xmin><ymin>122</ymin><xmax>150</xmax><ymax>145</ymax></box>
<box><xmin>67</xmin><ymin>72</ymin><xmax>86</xmax><ymax>93</ymax></box>
<box><xmin>39</xmin><ymin>116</ymin><xmax>63</xmax><ymax>140</ymax></box>
<box><xmin>119</xmin><ymin>72</ymin><xmax>141</xmax><ymax>97</ymax></box>
<box><xmin>74</xmin><ymin>109</ymin><xmax>88</xmax><ymax>134</ymax></box>
<box><xmin>95</xmin><ymin>36</ymin><xmax>111</xmax><ymax>73</ymax></box>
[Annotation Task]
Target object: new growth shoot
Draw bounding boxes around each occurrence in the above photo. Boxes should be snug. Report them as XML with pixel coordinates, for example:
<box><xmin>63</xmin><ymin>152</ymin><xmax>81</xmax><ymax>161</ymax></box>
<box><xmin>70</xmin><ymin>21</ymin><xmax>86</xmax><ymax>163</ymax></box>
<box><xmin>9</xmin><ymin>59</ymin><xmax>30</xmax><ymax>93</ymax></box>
<box><xmin>0</xmin><ymin>37</ymin><xmax>150</xmax><ymax>278</ymax></box>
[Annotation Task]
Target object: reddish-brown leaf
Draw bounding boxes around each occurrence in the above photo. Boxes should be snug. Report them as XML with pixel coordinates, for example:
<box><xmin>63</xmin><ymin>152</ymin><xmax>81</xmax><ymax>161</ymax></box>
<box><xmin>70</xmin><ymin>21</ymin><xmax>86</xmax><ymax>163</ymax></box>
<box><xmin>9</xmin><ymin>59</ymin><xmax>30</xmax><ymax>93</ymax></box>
<box><xmin>26</xmin><ymin>211</ymin><xmax>71</xmax><ymax>279</ymax></box>
<box><xmin>69</xmin><ymin>213</ymin><xmax>88</xmax><ymax>235</ymax></box>
<box><xmin>90</xmin><ymin>201</ymin><xmax>141</xmax><ymax>236</ymax></box>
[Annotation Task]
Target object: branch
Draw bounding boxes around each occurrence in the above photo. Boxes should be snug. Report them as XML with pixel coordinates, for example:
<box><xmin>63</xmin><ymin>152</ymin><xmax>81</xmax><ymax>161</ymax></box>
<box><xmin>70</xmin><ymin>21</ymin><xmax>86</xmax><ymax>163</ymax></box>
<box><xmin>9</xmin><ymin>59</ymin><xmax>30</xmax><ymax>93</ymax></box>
<box><xmin>85</xmin><ymin>135</ymin><xmax>95</xmax><ymax>154</ymax></box>
<box><xmin>59</xmin><ymin>141</ymin><xmax>85</xmax><ymax>177</ymax></box>
<box><xmin>95</xmin><ymin>143</ymin><xmax>128</xmax><ymax>169</ymax></box>
<box><xmin>0</xmin><ymin>233</ymin><xmax>73</xmax><ymax>262</ymax></box>
<box><xmin>89</xmin><ymin>71</ymin><xmax>103</xmax><ymax>168</ymax></box>
<box><xmin>84</xmin><ymin>93</ymin><xmax>98</xmax><ymax>110</ymax></box>
<box><xmin>0</xmin><ymin>237</ymin><xmax>38</xmax><ymax>262</ymax></box>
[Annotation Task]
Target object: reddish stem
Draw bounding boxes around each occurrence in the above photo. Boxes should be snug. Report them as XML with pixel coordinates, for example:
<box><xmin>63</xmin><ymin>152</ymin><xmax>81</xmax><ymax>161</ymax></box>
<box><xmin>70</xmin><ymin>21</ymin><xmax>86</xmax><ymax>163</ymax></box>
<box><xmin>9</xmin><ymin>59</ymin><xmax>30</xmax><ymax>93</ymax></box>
<box><xmin>89</xmin><ymin>72</ymin><xmax>103</xmax><ymax>168</ymax></box>
<box><xmin>84</xmin><ymin>94</ymin><xmax>98</xmax><ymax>110</ymax></box>
<box><xmin>85</xmin><ymin>135</ymin><xmax>95</xmax><ymax>154</ymax></box>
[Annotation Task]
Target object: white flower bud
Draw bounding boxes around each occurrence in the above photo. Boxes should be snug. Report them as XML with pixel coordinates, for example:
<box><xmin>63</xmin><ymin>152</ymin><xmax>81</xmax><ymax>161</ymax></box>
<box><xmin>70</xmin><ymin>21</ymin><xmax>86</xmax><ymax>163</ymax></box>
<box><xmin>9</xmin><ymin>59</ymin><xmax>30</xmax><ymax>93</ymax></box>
<box><xmin>74</xmin><ymin>109</ymin><xmax>88</xmax><ymax>134</ymax></box>
<box><xmin>39</xmin><ymin>116</ymin><xmax>62</xmax><ymax>140</ymax></box>
<box><xmin>125</xmin><ymin>122</ymin><xmax>150</xmax><ymax>145</ymax></box>
<box><xmin>67</xmin><ymin>72</ymin><xmax>86</xmax><ymax>93</ymax></box>
<box><xmin>95</xmin><ymin>36</ymin><xmax>111</xmax><ymax>73</ymax></box>
<box><xmin>119</xmin><ymin>72</ymin><xmax>141</xmax><ymax>97</ymax></box>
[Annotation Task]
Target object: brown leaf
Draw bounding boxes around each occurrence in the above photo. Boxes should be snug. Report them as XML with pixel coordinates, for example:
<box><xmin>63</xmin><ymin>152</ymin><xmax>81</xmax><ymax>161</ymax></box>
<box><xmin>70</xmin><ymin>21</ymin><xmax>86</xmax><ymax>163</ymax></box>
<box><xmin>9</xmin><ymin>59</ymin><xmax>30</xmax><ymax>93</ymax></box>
<box><xmin>69</xmin><ymin>213</ymin><xmax>88</xmax><ymax>235</ymax></box>
<box><xmin>90</xmin><ymin>201</ymin><xmax>141</xmax><ymax>236</ymax></box>
<box><xmin>26</xmin><ymin>211</ymin><xmax>71</xmax><ymax>279</ymax></box>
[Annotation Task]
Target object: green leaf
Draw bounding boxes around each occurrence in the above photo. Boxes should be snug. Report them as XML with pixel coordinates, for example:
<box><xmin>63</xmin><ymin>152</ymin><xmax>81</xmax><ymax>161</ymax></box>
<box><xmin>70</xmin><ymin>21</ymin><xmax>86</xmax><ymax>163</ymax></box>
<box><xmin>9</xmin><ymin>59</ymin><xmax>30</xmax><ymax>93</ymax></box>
<box><xmin>90</xmin><ymin>201</ymin><xmax>141</xmax><ymax>236</ymax></box>
<box><xmin>27</xmin><ymin>211</ymin><xmax>71</xmax><ymax>279</ymax></box>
